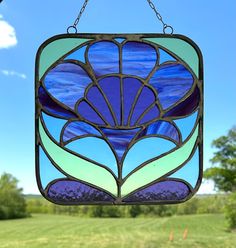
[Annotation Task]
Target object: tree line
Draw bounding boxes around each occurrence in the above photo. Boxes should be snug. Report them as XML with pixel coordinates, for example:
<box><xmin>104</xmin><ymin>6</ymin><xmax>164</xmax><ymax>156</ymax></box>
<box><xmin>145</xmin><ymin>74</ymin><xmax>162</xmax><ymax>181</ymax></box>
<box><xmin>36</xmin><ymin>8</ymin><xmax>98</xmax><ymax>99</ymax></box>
<box><xmin>25</xmin><ymin>194</ymin><xmax>226</xmax><ymax>218</ymax></box>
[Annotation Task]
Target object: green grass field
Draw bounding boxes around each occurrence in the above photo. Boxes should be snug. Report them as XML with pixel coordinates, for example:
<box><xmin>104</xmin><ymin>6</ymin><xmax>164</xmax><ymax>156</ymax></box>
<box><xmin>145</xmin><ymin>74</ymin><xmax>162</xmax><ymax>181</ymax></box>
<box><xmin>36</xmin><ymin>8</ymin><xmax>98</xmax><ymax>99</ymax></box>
<box><xmin>0</xmin><ymin>214</ymin><xmax>235</xmax><ymax>248</ymax></box>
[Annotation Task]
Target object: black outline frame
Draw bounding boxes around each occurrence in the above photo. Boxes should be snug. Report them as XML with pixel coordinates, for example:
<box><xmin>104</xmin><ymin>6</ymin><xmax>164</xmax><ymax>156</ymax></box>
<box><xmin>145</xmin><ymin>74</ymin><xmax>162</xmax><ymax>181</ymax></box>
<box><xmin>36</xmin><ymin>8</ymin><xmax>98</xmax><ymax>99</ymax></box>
<box><xmin>35</xmin><ymin>33</ymin><xmax>203</xmax><ymax>206</ymax></box>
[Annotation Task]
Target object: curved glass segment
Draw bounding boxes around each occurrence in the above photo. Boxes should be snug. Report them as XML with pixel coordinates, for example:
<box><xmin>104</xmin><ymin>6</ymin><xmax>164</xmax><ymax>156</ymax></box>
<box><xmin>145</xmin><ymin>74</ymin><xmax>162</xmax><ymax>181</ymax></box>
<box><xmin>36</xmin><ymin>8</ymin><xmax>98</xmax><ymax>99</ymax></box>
<box><xmin>62</xmin><ymin>121</ymin><xmax>102</xmax><ymax>143</ymax></box>
<box><xmin>122</xmin><ymin>41</ymin><xmax>157</xmax><ymax>78</ymax></box>
<box><xmin>88</xmin><ymin>41</ymin><xmax>119</xmax><ymax>77</ymax></box>
<box><xmin>149</xmin><ymin>63</ymin><xmax>194</xmax><ymax>109</ymax></box>
<box><xmin>39</xmin><ymin>146</ymin><xmax>66</xmax><ymax>189</ymax></box>
<box><xmin>43</xmin><ymin>62</ymin><xmax>92</xmax><ymax>109</ymax></box>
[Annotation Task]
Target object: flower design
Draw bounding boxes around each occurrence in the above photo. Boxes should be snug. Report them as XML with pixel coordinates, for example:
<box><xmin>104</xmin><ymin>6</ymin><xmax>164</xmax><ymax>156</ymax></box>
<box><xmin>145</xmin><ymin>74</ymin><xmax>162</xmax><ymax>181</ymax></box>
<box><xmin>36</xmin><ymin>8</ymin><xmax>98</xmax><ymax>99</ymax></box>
<box><xmin>37</xmin><ymin>38</ymin><xmax>201</xmax><ymax>204</ymax></box>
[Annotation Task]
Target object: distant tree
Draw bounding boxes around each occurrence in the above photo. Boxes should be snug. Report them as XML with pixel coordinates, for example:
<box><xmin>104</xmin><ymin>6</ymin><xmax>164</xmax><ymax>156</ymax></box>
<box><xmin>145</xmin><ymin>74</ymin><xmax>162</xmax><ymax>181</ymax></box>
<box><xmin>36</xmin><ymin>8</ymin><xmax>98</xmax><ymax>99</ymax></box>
<box><xmin>139</xmin><ymin>205</ymin><xmax>176</xmax><ymax>217</ymax></box>
<box><xmin>204</xmin><ymin>126</ymin><xmax>236</xmax><ymax>192</ymax></box>
<box><xmin>224</xmin><ymin>192</ymin><xmax>236</xmax><ymax>230</ymax></box>
<box><xmin>0</xmin><ymin>173</ymin><xmax>28</xmax><ymax>219</ymax></box>
<box><xmin>176</xmin><ymin>198</ymin><xmax>199</xmax><ymax>215</ymax></box>
<box><xmin>102</xmin><ymin>206</ymin><xmax>122</xmax><ymax>218</ymax></box>
<box><xmin>129</xmin><ymin>205</ymin><xmax>141</xmax><ymax>218</ymax></box>
<box><xmin>89</xmin><ymin>206</ymin><xmax>104</xmax><ymax>217</ymax></box>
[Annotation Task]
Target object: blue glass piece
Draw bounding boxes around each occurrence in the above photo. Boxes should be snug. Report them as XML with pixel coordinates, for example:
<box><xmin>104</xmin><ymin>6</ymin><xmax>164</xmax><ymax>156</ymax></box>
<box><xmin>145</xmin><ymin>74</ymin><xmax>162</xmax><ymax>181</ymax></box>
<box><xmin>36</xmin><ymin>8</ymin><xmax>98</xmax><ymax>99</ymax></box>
<box><xmin>123</xmin><ymin>77</ymin><xmax>142</xmax><ymax>125</ymax></box>
<box><xmin>159</xmin><ymin>48</ymin><xmax>176</xmax><ymax>64</ymax></box>
<box><xmin>63</xmin><ymin>121</ymin><xmax>102</xmax><ymax>143</ymax></box>
<box><xmin>88</xmin><ymin>41</ymin><xmax>119</xmax><ymax>77</ymax></box>
<box><xmin>130</xmin><ymin>86</ymin><xmax>156</xmax><ymax>126</ymax></box>
<box><xmin>138</xmin><ymin>105</ymin><xmax>160</xmax><ymax>125</ymax></box>
<box><xmin>44</xmin><ymin>62</ymin><xmax>92</xmax><ymax>109</ymax></box>
<box><xmin>149</xmin><ymin>63</ymin><xmax>194</xmax><ymax>109</ymax></box>
<box><xmin>168</xmin><ymin>148</ymin><xmax>199</xmax><ymax>188</ymax></box>
<box><xmin>122</xmin><ymin>42</ymin><xmax>157</xmax><ymax>78</ymax></box>
<box><xmin>100</xmin><ymin>128</ymin><xmax>141</xmax><ymax>161</ymax></box>
<box><xmin>86</xmin><ymin>85</ymin><xmax>115</xmax><ymax>126</ymax></box>
<box><xmin>114</xmin><ymin>38</ymin><xmax>125</xmax><ymax>43</ymax></box>
<box><xmin>99</xmin><ymin>77</ymin><xmax>121</xmax><ymax>125</ymax></box>
<box><xmin>77</xmin><ymin>100</ymin><xmax>105</xmax><ymax>125</ymax></box>
<box><xmin>66</xmin><ymin>137</ymin><xmax>118</xmax><ymax>176</ymax></box>
<box><xmin>122</xmin><ymin>137</ymin><xmax>176</xmax><ymax>177</ymax></box>
<box><xmin>174</xmin><ymin>111</ymin><xmax>198</xmax><ymax>141</ymax></box>
<box><xmin>38</xmin><ymin>86</ymin><xmax>77</xmax><ymax>119</ymax></box>
<box><xmin>42</xmin><ymin>112</ymin><xmax>67</xmax><ymax>142</ymax></box>
<box><xmin>65</xmin><ymin>45</ymin><xmax>87</xmax><ymax>63</ymax></box>
<box><xmin>39</xmin><ymin>147</ymin><xmax>66</xmax><ymax>189</ymax></box>
<box><xmin>164</xmin><ymin>87</ymin><xmax>200</xmax><ymax>117</ymax></box>
<box><xmin>141</xmin><ymin>121</ymin><xmax>180</xmax><ymax>143</ymax></box>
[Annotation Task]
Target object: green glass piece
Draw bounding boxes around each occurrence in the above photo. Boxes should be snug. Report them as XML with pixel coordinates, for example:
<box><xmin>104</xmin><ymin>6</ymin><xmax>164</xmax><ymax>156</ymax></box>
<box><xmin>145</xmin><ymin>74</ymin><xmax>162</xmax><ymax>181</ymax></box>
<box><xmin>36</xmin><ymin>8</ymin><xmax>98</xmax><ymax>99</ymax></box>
<box><xmin>144</xmin><ymin>38</ymin><xmax>199</xmax><ymax>77</ymax></box>
<box><xmin>121</xmin><ymin>126</ymin><xmax>199</xmax><ymax>197</ymax></box>
<box><xmin>39</xmin><ymin>119</ymin><xmax>117</xmax><ymax>196</ymax></box>
<box><xmin>38</xmin><ymin>38</ymin><xmax>91</xmax><ymax>79</ymax></box>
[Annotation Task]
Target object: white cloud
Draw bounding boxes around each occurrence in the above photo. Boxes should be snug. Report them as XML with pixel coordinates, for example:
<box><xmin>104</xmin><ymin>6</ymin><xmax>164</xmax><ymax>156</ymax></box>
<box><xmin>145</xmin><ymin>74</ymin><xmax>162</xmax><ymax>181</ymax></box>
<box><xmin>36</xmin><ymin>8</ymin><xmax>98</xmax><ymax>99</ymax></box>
<box><xmin>0</xmin><ymin>14</ymin><xmax>17</xmax><ymax>49</ymax></box>
<box><xmin>1</xmin><ymin>70</ymin><xmax>26</xmax><ymax>79</ymax></box>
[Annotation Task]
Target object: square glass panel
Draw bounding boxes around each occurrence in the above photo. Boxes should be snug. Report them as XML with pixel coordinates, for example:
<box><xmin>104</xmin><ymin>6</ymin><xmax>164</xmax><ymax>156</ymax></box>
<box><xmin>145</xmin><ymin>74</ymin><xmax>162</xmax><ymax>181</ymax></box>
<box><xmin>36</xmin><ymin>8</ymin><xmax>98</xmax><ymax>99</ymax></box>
<box><xmin>35</xmin><ymin>34</ymin><xmax>203</xmax><ymax>205</ymax></box>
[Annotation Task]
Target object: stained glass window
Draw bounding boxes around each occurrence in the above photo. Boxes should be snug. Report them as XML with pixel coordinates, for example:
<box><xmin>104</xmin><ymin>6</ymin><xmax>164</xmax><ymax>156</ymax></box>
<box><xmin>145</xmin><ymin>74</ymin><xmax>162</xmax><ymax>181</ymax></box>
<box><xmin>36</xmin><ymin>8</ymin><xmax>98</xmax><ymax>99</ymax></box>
<box><xmin>35</xmin><ymin>34</ymin><xmax>203</xmax><ymax>205</ymax></box>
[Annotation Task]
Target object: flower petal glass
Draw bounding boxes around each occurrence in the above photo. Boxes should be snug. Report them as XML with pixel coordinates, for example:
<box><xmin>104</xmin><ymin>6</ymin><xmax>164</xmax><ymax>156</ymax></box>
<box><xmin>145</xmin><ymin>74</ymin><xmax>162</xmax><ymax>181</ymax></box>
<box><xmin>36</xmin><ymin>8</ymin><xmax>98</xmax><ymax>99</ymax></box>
<box><xmin>35</xmin><ymin>34</ymin><xmax>203</xmax><ymax>205</ymax></box>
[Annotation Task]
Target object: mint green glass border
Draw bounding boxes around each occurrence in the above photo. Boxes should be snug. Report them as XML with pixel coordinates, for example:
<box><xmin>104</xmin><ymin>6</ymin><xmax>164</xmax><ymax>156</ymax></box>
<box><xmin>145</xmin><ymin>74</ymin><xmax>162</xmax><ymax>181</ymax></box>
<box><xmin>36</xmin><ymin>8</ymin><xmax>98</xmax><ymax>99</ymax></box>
<box><xmin>35</xmin><ymin>33</ymin><xmax>203</xmax><ymax>205</ymax></box>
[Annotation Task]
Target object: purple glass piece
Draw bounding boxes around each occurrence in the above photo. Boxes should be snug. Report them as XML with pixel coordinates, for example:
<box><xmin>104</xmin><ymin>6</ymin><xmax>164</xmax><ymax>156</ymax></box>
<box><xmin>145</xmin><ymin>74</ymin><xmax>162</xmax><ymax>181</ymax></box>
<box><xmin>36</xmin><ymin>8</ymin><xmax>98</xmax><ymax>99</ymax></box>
<box><xmin>164</xmin><ymin>87</ymin><xmax>200</xmax><ymax>117</ymax></box>
<box><xmin>76</xmin><ymin>75</ymin><xmax>162</xmax><ymax>128</ymax></box>
<box><xmin>123</xmin><ymin>78</ymin><xmax>143</xmax><ymax>125</ymax></box>
<box><xmin>138</xmin><ymin>105</ymin><xmax>160</xmax><ymax>125</ymax></box>
<box><xmin>62</xmin><ymin>121</ymin><xmax>102</xmax><ymax>143</ymax></box>
<box><xmin>88</xmin><ymin>41</ymin><xmax>119</xmax><ymax>77</ymax></box>
<box><xmin>38</xmin><ymin>86</ymin><xmax>77</xmax><ymax>119</ymax></box>
<box><xmin>77</xmin><ymin>100</ymin><xmax>105</xmax><ymax>125</ymax></box>
<box><xmin>122</xmin><ymin>42</ymin><xmax>157</xmax><ymax>78</ymax></box>
<box><xmin>141</xmin><ymin>121</ymin><xmax>180</xmax><ymax>143</ymax></box>
<box><xmin>44</xmin><ymin>63</ymin><xmax>92</xmax><ymax>109</ymax></box>
<box><xmin>47</xmin><ymin>179</ymin><xmax>115</xmax><ymax>202</ymax></box>
<box><xmin>149</xmin><ymin>63</ymin><xmax>194</xmax><ymax>109</ymax></box>
<box><xmin>130</xmin><ymin>86</ymin><xmax>156</xmax><ymax>126</ymax></box>
<box><xmin>86</xmin><ymin>85</ymin><xmax>115</xmax><ymax>126</ymax></box>
<box><xmin>100</xmin><ymin>127</ymin><xmax>141</xmax><ymax>160</ymax></box>
<box><xmin>99</xmin><ymin>77</ymin><xmax>121</xmax><ymax>125</ymax></box>
<box><xmin>123</xmin><ymin>180</ymin><xmax>190</xmax><ymax>202</ymax></box>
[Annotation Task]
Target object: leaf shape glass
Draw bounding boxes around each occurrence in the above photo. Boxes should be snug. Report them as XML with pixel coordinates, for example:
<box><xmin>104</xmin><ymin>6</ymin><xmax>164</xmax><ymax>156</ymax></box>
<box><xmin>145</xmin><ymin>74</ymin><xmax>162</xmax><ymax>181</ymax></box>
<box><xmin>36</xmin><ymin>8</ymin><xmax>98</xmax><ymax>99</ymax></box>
<box><xmin>36</xmin><ymin>34</ymin><xmax>203</xmax><ymax>205</ymax></box>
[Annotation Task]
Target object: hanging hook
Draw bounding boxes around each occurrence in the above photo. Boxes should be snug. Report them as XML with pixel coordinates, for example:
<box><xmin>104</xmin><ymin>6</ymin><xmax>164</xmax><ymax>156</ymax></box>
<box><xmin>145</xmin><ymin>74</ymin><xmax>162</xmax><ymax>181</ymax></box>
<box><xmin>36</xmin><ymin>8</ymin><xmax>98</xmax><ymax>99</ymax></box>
<box><xmin>163</xmin><ymin>24</ymin><xmax>174</xmax><ymax>35</ymax></box>
<box><xmin>67</xmin><ymin>25</ymin><xmax>78</xmax><ymax>34</ymax></box>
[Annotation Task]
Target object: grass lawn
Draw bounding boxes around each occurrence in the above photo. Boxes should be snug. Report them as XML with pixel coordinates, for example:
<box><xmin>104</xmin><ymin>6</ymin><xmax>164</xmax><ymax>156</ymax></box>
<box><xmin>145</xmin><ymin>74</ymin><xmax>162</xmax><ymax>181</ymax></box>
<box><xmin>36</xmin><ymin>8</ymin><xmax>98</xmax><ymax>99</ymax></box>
<box><xmin>0</xmin><ymin>214</ymin><xmax>235</xmax><ymax>248</ymax></box>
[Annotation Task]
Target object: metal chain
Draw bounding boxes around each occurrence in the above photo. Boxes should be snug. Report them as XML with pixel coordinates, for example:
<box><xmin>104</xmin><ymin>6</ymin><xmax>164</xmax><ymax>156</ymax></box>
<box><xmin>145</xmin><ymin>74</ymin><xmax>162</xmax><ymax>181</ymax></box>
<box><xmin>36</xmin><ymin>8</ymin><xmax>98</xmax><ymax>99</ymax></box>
<box><xmin>146</xmin><ymin>0</ymin><xmax>174</xmax><ymax>34</ymax></box>
<box><xmin>67</xmin><ymin>0</ymin><xmax>89</xmax><ymax>34</ymax></box>
<box><xmin>67</xmin><ymin>0</ymin><xmax>174</xmax><ymax>34</ymax></box>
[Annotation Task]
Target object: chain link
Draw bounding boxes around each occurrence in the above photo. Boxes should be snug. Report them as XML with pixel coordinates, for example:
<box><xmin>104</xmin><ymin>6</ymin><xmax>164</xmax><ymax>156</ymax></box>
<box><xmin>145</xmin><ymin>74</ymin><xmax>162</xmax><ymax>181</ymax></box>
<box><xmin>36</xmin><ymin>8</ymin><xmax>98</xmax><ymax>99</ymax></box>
<box><xmin>67</xmin><ymin>0</ymin><xmax>89</xmax><ymax>34</ymax></box>
<box><xmin>67</xmin><ymin>0</ymin><xmax>173</xmax><ymax>34</ymax></box>
<box><xmin>146</xmin><ymin>0</ymin><xmax>173</xmax><ymax>34</ymax></box>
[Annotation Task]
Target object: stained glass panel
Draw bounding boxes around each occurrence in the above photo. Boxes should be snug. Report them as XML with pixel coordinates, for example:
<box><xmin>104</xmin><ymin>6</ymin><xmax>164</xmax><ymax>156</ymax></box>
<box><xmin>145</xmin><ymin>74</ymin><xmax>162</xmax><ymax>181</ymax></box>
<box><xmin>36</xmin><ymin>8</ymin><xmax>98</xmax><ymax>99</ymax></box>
<box><xmin>36</xmin><ymin>34</ymin><xmax>203</xmax><ymax>205</ymax></box>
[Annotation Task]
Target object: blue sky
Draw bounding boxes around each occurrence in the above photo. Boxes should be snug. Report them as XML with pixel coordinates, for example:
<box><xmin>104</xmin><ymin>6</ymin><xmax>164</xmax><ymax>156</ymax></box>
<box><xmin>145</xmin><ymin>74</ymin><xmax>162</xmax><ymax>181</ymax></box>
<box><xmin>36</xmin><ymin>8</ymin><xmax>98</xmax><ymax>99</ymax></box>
<box><xmin>0</xmin><ymin>0</ymin><xmax>235</xmax><ymax>194</ymax></box>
